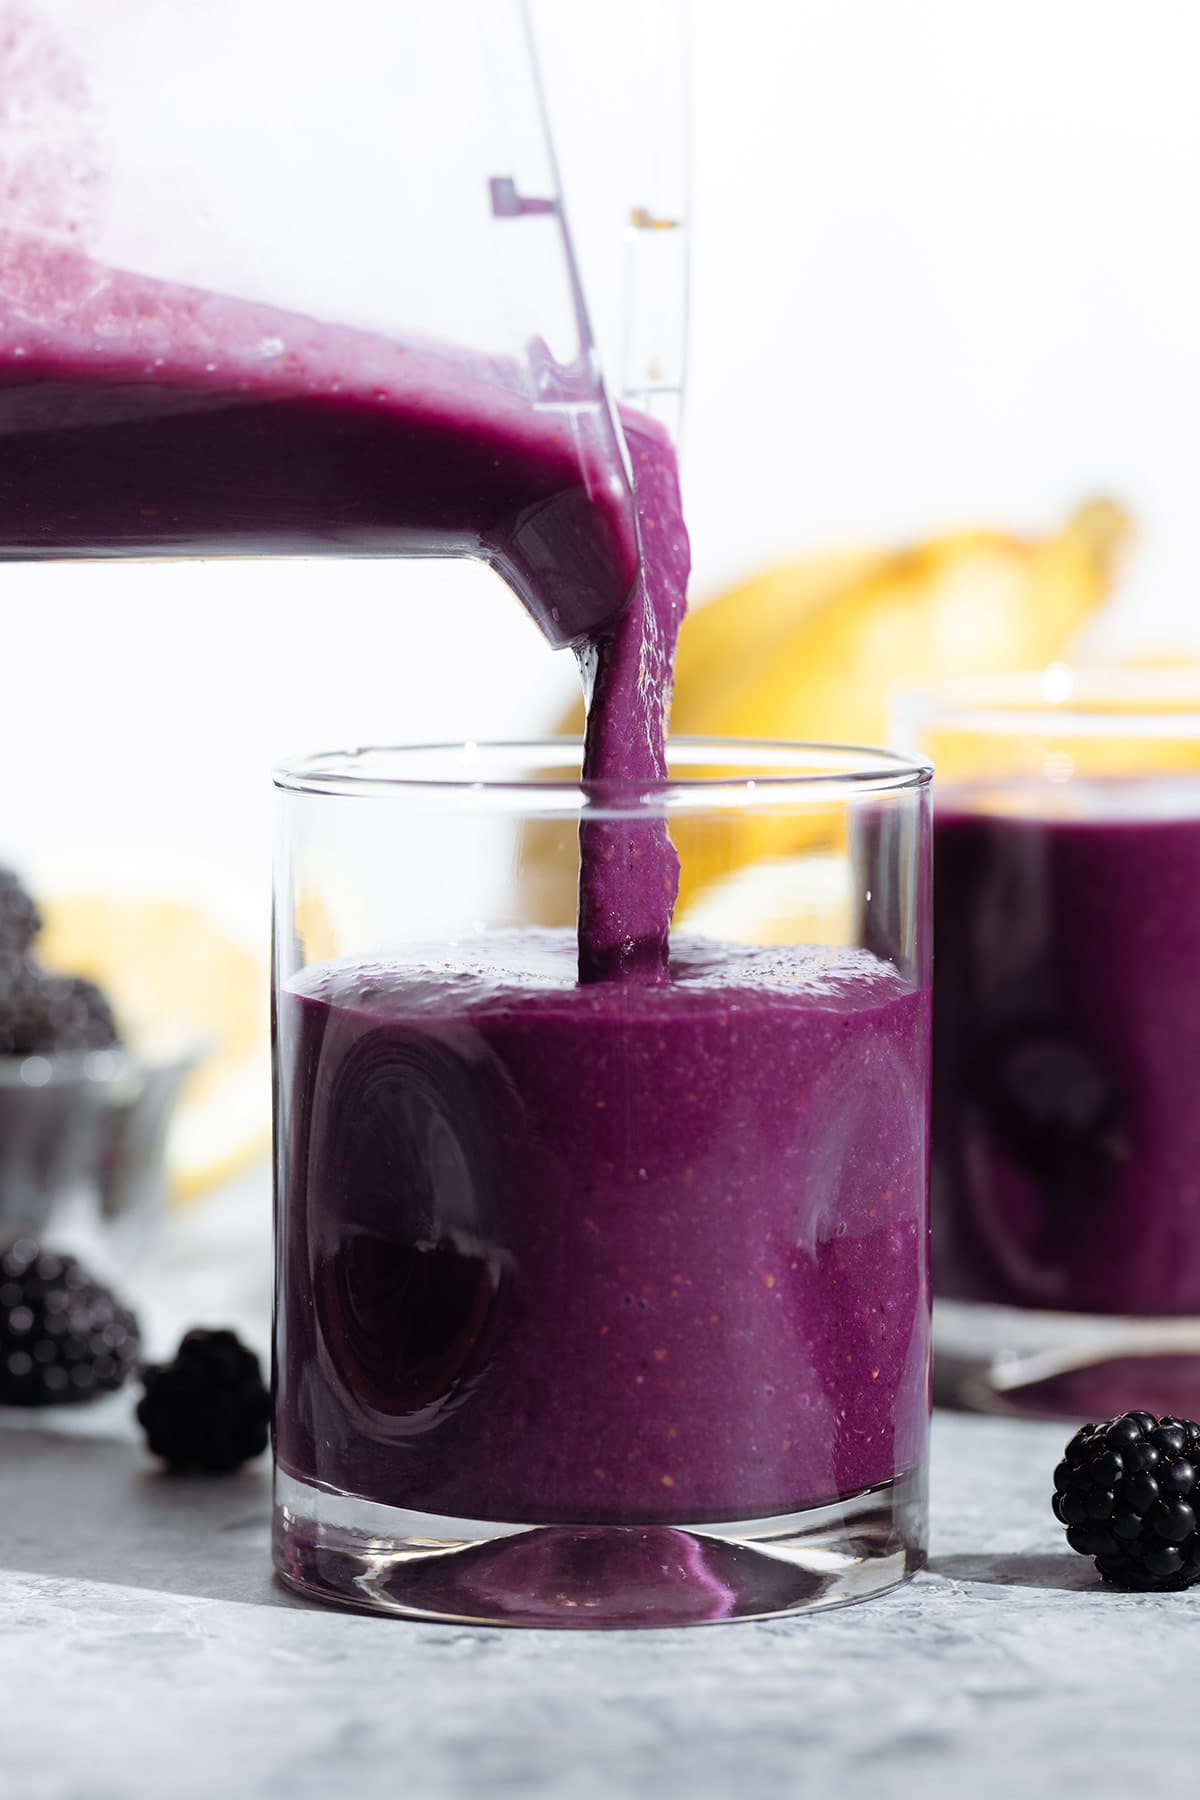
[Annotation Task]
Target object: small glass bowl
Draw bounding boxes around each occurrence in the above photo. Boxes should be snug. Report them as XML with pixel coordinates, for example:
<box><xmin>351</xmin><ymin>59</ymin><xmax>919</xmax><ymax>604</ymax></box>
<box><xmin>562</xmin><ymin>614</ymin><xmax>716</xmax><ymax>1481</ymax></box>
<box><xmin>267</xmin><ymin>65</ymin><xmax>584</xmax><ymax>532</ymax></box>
<box><xmin>0</xmin><ymin>1044</ymin><xmax>198</xmax><ymax>1267</ymax></box>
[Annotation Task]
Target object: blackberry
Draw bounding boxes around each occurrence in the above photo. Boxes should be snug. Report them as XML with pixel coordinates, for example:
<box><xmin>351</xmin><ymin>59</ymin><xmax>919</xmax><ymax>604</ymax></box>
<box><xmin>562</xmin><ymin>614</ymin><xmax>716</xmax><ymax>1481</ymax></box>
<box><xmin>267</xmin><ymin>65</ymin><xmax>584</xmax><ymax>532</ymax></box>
<box><xmin>39</xmin><ymin>975</ymin><xmax>119</xmax><ymax>1051</ymax></box>
<box><xmin>1054</xmin><ymin>1411</ymin><xmax>1200</xmax><ymax>1590</ymax></box>
<box><xmin>0</xmin><ymin>1240</ymin><xmax>141</xmax><ymax>1405</ymax></box>
<box><xmin>0</xmin><ymin>962</ymin><xmax>119</xmax><ymax>1056</ymax></box>
<box><xmin>0</xmin><ymin>869</ymin><xmax>40</xmax><ymax>954</ymax></box>
<box><xmin>137</xmin><ymin>1328</ymin><xmax>270</xmax><ymax>1473</ymax></box>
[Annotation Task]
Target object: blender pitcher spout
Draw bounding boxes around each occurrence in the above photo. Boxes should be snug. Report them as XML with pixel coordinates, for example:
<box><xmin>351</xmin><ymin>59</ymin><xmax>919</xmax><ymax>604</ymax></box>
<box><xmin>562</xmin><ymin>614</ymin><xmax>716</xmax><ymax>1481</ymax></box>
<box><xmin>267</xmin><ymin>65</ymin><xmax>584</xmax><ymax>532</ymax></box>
<box><xmin>0</xmin><ymin>0</ymin><xmax>642</xmax><ymax>647</ymax></box>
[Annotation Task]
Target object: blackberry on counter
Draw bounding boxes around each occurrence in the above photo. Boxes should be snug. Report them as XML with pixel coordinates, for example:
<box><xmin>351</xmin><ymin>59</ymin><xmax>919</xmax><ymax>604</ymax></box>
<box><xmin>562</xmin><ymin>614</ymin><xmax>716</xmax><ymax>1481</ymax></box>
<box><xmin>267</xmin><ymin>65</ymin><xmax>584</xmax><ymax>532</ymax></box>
<box><xmin>138</xmin><ymin>1328</ymin><xmax>270</xmax><ymax>1473</ymax></box>
<box><xmin>1054</xmin><ymin>1411</ymin><xmax>1200</xmax><ymax>1590</ymax></box>
<box><xmin>0</xmin><ymin>867</ymin><xmax>40</xmax><ymax>955</ymax></box>
<box><xmin>0</xmin><ymin>1240</ymin><xmax>141</xmax><ymax>1405</ymax></box>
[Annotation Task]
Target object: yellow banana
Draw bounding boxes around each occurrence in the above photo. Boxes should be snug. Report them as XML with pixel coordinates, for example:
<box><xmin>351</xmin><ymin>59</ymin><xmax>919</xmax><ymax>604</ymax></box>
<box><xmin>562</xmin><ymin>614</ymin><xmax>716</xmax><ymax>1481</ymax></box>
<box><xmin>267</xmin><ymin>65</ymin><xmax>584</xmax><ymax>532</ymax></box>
<box><xmin>526</xmin><ymin>498</ymin><xmax>1131</xmax><ymax>925</ymax></box>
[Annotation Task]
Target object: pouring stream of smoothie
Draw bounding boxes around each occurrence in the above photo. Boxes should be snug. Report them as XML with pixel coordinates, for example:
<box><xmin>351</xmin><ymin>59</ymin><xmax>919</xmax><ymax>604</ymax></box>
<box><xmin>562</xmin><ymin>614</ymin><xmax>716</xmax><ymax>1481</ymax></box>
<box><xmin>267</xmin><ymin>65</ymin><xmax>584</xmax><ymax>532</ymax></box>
<box><xmin>0</xmin><ymin>232</ymin><xmax>686</xmax><ymax>980</ymax></box>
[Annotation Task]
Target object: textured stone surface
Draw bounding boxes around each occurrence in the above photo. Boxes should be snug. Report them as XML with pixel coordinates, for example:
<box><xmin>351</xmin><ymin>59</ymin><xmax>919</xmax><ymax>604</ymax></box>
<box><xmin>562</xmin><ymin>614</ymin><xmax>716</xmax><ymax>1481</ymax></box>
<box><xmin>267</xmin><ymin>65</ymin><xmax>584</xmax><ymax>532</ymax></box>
<box><xmin>0</xmin><ymin>1180</ymin><xmax>1191</xmax><ymax>1799</ymax></box>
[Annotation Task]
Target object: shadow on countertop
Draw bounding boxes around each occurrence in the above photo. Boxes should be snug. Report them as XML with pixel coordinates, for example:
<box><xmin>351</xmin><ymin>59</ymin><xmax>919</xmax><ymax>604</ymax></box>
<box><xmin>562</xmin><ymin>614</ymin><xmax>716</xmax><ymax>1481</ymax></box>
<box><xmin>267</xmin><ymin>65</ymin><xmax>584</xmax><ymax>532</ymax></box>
<box><xmin>1</xmin><ymin>1419</ymin><xmax>1102</xmax><ymax>1611</ymax></box>
<box><xmin>0</xmin><ymin>1427</ymin><xmax>308</xmax><ymax>1609</ymax></box>
<box><xmin>927</xmin><ymin>1551</ymin><xmax>1097</xmax><ymax>1592</ymax></box>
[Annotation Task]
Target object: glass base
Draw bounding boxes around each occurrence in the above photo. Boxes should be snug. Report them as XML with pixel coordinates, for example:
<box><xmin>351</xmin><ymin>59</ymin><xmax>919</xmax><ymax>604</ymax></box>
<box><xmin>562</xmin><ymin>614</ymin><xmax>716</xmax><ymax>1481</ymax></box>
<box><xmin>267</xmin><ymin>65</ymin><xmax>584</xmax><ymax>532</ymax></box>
<box><xmin>935</xmin><ymin>1297</ymin><xmax>1200</xmax><ymax>1419</ymax></box>
<box><xmin>273</xmin><ymin>1466</ymin><xmax>927</xmax><ymax>1628</ymax></box>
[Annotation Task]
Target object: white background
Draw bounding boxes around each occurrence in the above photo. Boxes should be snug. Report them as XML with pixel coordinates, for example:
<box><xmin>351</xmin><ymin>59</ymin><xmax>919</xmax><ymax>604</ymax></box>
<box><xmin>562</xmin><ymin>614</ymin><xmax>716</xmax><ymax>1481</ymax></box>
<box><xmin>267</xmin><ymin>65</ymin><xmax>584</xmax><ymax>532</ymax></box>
<box><xmin>4</xmin><ymin>0</ymin><xmax>1200</xmax><ymax>912</ymax></box>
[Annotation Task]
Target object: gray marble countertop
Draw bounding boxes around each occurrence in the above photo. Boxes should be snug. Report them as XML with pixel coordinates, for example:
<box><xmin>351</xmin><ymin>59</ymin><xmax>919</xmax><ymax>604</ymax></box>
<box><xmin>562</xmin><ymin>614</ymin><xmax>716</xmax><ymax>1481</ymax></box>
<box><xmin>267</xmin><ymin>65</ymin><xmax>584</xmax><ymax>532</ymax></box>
<box><xmin>0</xmin><ymin>1181</ymin><xmax>1184</xmax><ymax>1800</ymax></box>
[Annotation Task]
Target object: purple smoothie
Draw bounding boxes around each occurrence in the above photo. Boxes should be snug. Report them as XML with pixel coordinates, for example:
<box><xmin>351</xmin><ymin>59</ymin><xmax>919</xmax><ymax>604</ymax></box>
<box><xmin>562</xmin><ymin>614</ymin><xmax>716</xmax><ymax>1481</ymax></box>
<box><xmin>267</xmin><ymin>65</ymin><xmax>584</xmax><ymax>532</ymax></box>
<box><xmin>576</xmin><ymin>422</ymin><xmax>688</xmax><ymax>984</ymax></box>
<box><xmin>274</xmin><ymin>931</ymin><xmax>930</xmax><ymax>1523</ymax></box>
<box><xmin>0</xmin><ymin>233</ymin><xmax>635</xmax><ymax>649</ymax></box>
<box><xmin>933</xmin><ymin>780</ymin><xmax>1200</xmax><ymax>1316</ymax></box>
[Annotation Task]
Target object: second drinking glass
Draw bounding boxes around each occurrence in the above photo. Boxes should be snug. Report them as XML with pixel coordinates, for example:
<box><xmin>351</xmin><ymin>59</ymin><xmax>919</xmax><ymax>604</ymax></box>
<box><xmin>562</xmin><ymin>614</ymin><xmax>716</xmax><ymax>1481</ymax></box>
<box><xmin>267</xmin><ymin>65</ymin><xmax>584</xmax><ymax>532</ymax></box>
<box><xmin>900</xmin><ymin>671</ymin><xmax>1200</xmax><ymax>1419</ymax></box>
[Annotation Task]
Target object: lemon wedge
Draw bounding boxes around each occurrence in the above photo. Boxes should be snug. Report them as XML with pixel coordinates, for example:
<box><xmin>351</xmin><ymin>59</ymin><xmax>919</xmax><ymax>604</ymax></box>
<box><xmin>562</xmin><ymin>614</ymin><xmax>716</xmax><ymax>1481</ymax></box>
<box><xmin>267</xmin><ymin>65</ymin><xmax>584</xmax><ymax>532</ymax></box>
<box><xmin>37</xmin><ymin>895</ymin><xmax>270</xmax><ymax>1200</ymax></box>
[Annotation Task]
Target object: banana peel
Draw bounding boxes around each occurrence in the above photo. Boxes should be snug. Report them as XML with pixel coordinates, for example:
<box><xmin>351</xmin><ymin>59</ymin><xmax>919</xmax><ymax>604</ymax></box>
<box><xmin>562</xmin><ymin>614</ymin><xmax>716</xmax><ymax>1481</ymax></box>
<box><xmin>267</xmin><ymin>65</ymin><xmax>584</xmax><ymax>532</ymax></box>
<box><xmin>524</xmin><ymin>498</ymin><xmax>1131</xmax><ymax>926</ymax></box>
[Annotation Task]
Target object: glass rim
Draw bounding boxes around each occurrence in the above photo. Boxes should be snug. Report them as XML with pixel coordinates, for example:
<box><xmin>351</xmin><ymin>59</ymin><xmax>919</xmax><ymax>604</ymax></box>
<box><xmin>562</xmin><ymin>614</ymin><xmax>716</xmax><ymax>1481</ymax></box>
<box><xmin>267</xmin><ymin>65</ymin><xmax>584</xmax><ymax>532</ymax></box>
<box><xmin>0</xmin><ymin>1041</ymin><xmax>200</xmax><ymax>1089</ymax></box>
<box><xmin>272</xmin><ymin>736</ymin><xmax>932</xmax><ymax>808</ymax></box>
<box><xmin>896</xmin><ymin>667</ymin><xmax>1200</xmax><ymax>739</ymax></box>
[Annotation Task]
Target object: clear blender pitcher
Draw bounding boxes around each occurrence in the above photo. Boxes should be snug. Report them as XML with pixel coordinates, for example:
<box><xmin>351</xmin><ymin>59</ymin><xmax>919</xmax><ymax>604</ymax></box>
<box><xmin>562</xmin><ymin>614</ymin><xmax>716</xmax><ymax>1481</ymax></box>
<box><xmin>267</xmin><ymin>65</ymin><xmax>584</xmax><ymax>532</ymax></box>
<box><xmin>0</xmin><ymin>0</ymin><xmax>655</xmax><ymax>648</ymax></box>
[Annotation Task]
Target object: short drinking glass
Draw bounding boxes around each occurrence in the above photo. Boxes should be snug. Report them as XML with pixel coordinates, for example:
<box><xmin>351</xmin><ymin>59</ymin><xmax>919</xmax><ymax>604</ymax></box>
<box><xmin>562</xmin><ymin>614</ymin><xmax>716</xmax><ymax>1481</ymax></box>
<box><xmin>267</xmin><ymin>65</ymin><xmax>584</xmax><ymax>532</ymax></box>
<box><xmin>273</xmin><ymin>737</ymin><xmax>932</xmax><ymax>1626</ymax></box>
<box><xmin>900</xmin><ymin>672</ymin><xmax>1200</xmax><ymax>1418</ymax></box>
